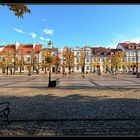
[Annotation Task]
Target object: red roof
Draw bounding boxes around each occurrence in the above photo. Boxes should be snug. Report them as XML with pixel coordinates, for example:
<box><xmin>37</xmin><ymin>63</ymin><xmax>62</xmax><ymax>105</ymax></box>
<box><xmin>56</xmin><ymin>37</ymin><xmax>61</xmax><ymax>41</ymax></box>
<box><xmin>19</xmin><ymin>44</ymin><xmax>33</xmax><ymax>54</ymax></box>
<box><xmin>0</xmin><ymin>44</ymin><xmax>43</xmax><ymax>55</ymax></box>
<box><xmin>92</xmin><ymin>47</ymin><xmax>111</xmax><ymax>55</ymax></box>
<box><xmin>110</xmin><ymin>49</ymin><xmax>122</xmax><ymax>53</ymax></box>
<box><xmin>34</xmin><ymin>45</ymin><xmax>42</xmax><ymax>53</ymax></box>
<box><xmin>118</xmin><ymin>42</ymin><xmax>138</xmax><ymax>50</ymax></box>
<box><xmin>0</xmin><ymin>44</ymin><xmax>16</xmax><ymax>56</ymax></box>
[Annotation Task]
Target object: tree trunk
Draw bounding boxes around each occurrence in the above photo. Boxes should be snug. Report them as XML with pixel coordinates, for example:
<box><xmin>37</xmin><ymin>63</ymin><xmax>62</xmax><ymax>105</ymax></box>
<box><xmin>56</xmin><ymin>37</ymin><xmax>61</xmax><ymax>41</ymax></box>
<box><xmin>49</xmin><ymin>66</ymin><xmax>51</xmax><ymax>83</ymax></box>
<box><xmin>20</xmin><ymin>66</ymin><xmax>22</xmax><ymax>75</ymax></box>
<box><xmin>48</xmin><ymin>64</ymin><xmax>51</xmax><ymax>86</ymax></box>
<box><xmin>82</xmin><ymin>66</ymin><xmax>85</xmax><ymax>74</ymax></box>
<box><xmin>45</xmin><ymin>67</ymin><xmax>47</xmax><ymax>74</ymax></box>
<box><xmin>6</xmin><ymin>66</ymin><xmax>9</xmax><ymax>75</ymax></box>
<box><xmin>13</xmin><ymin>63</ymin><xmax>16</xmax><ymax>75</ymax></box>
<box><xmin>69</xmin><ymin>66</ymin><xmax>71</xmax><ymax>74</ymax></box>
<box><xmin>38</xmin><ymin>64</ymin><xmax>39</xmax><ymax>74</ymax></box>
<box><xmin>56</xmin><ymin>65</ymin><xmax>58</xmax><ymax>74</ymax></box>
<box><xmin>63</xmin><ymin>66</ymin><xmax>65</xmax><ymax>75</ymax></box>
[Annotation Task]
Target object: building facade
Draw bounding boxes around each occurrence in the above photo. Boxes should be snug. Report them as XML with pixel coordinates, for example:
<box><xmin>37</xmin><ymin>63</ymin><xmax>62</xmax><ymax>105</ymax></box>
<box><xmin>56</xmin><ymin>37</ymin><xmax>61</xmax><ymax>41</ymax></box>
<box><xmin>0</xmin><ymin>41</ymin><xmax>140</xmax><ymax>75</ymax></box>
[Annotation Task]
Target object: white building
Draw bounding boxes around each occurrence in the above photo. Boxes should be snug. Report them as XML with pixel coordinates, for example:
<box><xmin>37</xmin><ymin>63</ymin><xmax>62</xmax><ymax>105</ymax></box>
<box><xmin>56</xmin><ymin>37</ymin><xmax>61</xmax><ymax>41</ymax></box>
<box><xmin>117</xmin><ymin>41</ymin><xmax>140</xmax><ymax>73</ymax></box>
<box><xmin>73</xmin><ymin>46</ymin><xmax>93</xmax><ymax>73</ymax></box>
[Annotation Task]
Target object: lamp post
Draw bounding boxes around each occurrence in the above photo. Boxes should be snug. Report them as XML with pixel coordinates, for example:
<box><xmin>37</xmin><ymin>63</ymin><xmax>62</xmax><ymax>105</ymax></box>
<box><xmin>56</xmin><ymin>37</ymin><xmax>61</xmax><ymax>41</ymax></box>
<box><xmin>47</xmin><ymin>41</ymin><xmax>54</xmax><ymax>87</ymax></box>
<box><xmin>47</xmin><ymin>55</ymin><xmax>52</xmax><ymax>87</ymax></box>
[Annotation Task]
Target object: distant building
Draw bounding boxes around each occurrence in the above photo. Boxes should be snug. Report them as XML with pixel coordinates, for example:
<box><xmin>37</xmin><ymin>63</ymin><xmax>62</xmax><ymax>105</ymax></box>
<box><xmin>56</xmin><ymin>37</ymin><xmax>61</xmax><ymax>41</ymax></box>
<box><xmin>117</xmin><ymin>42</ymin><xmax>140</xmax><ymax>72</ymax></box>
<box><xmin>73</xmin><ymin>46</ymin><xmax>93</xmax><ymax>73</ymax></box>
<box><xmin>1</xmin><ymin>40</ymin><xmax>140</xmax><ymax>75</ymax></box>
<box><xmin>0</xmin><ymin>43</ymin><xmax>43</xmax><ymax>74</ymax></box>
<box><xmin>92</xmin><ymin>47</ymin><xmax>111</xmax><ymax>73</ymax></box>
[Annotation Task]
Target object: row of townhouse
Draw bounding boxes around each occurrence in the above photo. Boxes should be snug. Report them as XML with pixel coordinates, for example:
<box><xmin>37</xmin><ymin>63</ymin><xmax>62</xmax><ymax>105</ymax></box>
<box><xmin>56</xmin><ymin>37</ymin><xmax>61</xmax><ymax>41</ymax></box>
<box><xmin>0</xmin><ymin>41</ymin><xmax>140</xmax><ymax>74</ymax></box>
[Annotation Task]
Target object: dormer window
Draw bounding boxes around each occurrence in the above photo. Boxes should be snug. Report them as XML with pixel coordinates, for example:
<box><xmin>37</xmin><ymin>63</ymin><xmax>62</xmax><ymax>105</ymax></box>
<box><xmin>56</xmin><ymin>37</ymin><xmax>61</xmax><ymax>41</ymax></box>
<box><xmin>128</xmin><ymin>45</ymin><xmax>134</xmax><ymax>49</ymax></box>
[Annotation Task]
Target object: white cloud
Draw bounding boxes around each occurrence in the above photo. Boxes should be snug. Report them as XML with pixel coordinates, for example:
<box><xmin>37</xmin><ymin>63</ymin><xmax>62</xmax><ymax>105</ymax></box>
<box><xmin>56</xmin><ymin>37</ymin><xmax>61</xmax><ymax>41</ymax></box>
<box><xmin>39</xmin><ymin>36</ymin><xmax>51</xmax><ymax>42</ymax></box>
<box><xmin>43</xmin><ymin>28</ymin><xmax>54</xmax><ymax>36</ymax></box>
<box><xmin>39</xmin><ymin>36</ymin><xmax>45</xmax><ymax>41</ymax></box>
<box><xmin>41</xmin><ymin>18</ymin><xmax>46</xmax><ymax>22</ymax></box>
<box><xmin>29</xmin><ymin>32</ymin><xmax>37</xmax><ymax>39</ymax></box>
<box><xmin>14</xmin><ymin>28</ymin><xmax>25</xmax><ymax>34</ymax></box>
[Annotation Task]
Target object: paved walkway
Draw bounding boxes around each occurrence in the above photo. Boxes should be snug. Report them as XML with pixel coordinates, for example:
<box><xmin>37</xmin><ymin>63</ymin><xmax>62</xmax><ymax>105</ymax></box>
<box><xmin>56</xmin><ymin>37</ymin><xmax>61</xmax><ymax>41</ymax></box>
<box><xmin>1</xmin><ymin>119</ymin><xmax>140</xmax><ymax>136</ymax></box>
<box><xmin>57</xmin><ymin>73</ymin><xmax>140</xmax><ymax>89</ymax></box>
<box><xmin>0</xmin><ymin>74</ymin><xmax>140</xmax><ymax>136</ymax></box>
<box><xmin>0</xmin><ymin>73</ymin><xmax>140</xmax><ymax>89</ymax></box>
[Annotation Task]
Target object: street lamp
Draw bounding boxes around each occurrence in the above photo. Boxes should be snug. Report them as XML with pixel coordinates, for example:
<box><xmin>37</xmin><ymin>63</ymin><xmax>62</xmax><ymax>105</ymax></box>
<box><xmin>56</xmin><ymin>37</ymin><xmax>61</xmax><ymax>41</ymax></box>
<box><xmin>47</xmin><ymin>41</ymin><xmax>55</xmax><ymax>87</ymax></box>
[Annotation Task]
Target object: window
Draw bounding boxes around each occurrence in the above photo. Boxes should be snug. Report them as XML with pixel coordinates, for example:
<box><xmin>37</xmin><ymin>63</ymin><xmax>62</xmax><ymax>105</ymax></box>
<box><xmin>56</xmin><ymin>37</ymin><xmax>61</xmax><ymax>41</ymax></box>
<box><xmin>132</xmin><ymin>58</ymin><xmax>135</xmax><ymax>61</ymax></box>
<box><xmin>86</xmin><ymin>66</ymin><xmax>89</xmax><ymax>70</ymax></box>
<box><xmin>86</xmin><ymin>52</ymin><xmax>89</xmax><ymax>55</ymax></box>
<box><xmin>86</xmin><ymin>58</ymin><xmax>89</xmax><ymax>62</ymax></box>
<box><xmin>77</xmin><ymin>52</ymin><xmax>79</xmax><ymax>56</ymax></box>
<box><xmin>77</xmin><ymin>66</ymin><xmax>79</xmax><ymax>70</ymax></box>
<box><xmin>27</xmin><ymin>57</ymin><xmax>30</xmax><ymax>62</ymax></box>
<box><xmin>128</xmin><ymin>51</ymin><xmax>131</xmax><ymax>56</ymax></box>
<box><xmin>77</xmin><ymin>58</ymin><xmax>79</xmax><ymax>63</ymax></box>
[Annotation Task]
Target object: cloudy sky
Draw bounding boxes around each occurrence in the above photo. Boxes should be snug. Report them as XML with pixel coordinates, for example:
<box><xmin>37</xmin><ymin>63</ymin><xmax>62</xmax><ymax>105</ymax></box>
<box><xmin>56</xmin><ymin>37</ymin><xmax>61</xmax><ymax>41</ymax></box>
<box><xmin>1</xmin><ymin>4</ymin><xmax>140</xmax><ymax>48</ymax></box>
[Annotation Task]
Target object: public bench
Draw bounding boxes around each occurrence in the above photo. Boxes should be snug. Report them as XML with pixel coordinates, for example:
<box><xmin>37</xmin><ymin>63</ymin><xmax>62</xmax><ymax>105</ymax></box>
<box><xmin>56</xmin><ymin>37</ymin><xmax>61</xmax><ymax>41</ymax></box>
<box><xmin>0</xmin><ymin>102</ymin><xmax>10</xmax><ymax>124</ymax></box>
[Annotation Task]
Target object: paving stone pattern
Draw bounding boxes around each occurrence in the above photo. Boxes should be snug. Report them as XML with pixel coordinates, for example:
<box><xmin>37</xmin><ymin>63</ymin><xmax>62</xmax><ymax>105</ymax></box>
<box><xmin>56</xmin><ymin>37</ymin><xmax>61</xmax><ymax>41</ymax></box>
<box><xmin>0</xmin><ymin>74</ymin><xmax>140</xmax><ymax>136</ymax></box>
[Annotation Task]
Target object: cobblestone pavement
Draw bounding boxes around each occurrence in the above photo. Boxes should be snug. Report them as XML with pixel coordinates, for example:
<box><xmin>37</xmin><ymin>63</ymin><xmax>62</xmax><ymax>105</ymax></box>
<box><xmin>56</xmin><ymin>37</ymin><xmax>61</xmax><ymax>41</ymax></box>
<box><xmin>0</xmin><ymin>73</ymin><xmax>140</xmax><ymax>89</ymax></box>
<box><xmin>0</xmin><ymin>74</ymin><xmax>60</xmax><ymax>88</ymax></box>
<box><xmin>0</xmin><ymin>74</ymin><xmax>140</xmax><ymax>136</ymax></box>
<box><xmin>1</xmin><ymin>119</ymin><xmax>140</xmax><ymax>136</ymax></box>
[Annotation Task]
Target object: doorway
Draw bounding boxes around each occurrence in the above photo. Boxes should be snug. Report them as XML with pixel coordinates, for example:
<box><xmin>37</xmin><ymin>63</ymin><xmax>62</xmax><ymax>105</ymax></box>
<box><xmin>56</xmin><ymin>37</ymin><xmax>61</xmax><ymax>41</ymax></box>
<box><xmin>52</xmin><ymin>67</ymin><xmax>55</xmax><ymax>73</ymax></box>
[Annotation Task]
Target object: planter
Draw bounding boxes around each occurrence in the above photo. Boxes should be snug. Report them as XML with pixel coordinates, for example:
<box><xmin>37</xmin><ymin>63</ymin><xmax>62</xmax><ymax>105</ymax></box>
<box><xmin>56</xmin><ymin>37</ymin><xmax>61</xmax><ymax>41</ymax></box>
<box><xmin>48</xmin><ymin>80</ymin><xmax>56</xmax><ymax>87</ymax></box>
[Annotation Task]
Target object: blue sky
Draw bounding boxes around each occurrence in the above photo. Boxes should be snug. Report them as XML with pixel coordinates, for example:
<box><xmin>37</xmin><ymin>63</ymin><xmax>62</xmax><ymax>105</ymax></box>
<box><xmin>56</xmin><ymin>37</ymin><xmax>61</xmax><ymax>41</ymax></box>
<box><xmin>1</xmin><ymin>4</ymin><xmax>140</xmax><ymax>48</ymax></box>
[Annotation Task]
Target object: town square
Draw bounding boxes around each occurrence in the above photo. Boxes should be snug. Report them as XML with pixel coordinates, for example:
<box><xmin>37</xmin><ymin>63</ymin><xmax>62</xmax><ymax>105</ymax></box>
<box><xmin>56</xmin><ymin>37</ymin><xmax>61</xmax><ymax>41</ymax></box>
<box><xmin>1</xmin><ymin>4</ymin><xmax>140</xmax><ymax>137</ymax></box>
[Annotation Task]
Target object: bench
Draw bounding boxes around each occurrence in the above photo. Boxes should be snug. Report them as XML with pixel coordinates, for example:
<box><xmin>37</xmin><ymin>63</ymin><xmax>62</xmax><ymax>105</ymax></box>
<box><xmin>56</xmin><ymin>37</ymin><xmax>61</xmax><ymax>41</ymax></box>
<box><xmin>0</xmin><ymin>102</ymin><xmax>10</xmax><ymax>124</ymax></box>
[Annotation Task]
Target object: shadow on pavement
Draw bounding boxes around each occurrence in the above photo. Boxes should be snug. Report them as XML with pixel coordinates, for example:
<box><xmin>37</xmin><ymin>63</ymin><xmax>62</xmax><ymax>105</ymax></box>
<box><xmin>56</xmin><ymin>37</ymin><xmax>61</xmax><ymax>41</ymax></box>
<box><xmin>0</xmin><ymin>92</ymin><xmax>140</xmax><ymax>135</ymax></box>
